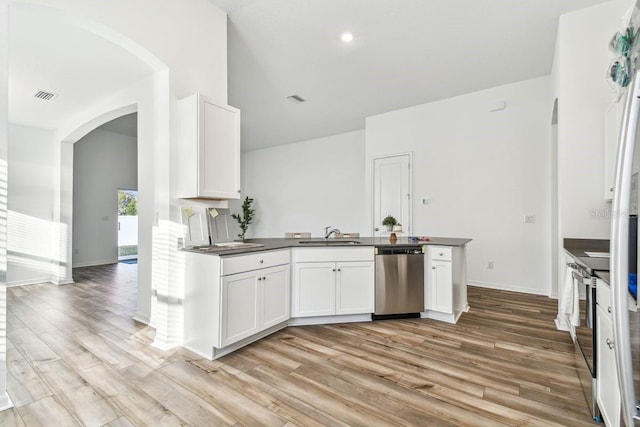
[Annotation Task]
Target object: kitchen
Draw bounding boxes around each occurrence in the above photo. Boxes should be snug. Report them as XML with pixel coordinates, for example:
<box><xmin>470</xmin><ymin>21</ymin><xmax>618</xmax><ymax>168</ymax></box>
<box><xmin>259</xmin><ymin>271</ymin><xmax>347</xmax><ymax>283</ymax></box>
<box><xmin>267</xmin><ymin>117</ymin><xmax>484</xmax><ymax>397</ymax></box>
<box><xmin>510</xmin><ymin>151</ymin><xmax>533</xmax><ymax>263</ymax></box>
<box><xmin>0</xmin><ymin>0</ymin><xmax>635</xmax><ymax>425</ymax></box>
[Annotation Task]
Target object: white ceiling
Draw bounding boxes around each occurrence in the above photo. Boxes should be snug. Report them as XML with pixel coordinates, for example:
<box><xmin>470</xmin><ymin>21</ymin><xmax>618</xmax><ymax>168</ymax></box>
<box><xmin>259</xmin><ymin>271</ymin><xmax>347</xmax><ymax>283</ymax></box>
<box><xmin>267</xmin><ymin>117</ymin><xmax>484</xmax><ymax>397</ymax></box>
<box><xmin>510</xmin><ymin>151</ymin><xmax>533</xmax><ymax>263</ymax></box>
<box><xmin>211</xmin><ymin>0</ymin><xmax>611</xmax><ymax>151</ymax></box>
<box><xmin>9</xmin><ymin>3</ymin><xmax>153</xmax><ymax>131</ymax></box>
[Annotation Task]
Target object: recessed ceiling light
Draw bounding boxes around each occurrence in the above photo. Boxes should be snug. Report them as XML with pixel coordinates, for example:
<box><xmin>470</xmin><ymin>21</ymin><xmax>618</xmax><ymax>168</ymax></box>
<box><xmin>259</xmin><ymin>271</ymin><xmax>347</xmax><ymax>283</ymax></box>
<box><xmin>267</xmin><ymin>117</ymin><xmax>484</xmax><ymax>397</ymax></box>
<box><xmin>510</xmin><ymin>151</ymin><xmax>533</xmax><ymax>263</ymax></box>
<box><xmin>341</xmin><ymin>32</ymin><xmax>354</xmax><ymax>43</ymax></box>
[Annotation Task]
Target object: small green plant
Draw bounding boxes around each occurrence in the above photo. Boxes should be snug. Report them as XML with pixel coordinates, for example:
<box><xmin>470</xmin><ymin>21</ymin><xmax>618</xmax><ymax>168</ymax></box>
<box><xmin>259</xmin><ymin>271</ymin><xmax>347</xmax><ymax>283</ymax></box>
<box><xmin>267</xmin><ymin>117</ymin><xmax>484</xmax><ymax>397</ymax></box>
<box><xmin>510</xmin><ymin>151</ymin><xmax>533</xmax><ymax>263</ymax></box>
<box><xmin>382</xmin><ymin>215</ymin><xmax>398</xmax><ymax>228</ymax></box>
<box><xmin>232</xmin><ymin>196</ymin><xmax>256</xmax><ymax>240</ymax></box>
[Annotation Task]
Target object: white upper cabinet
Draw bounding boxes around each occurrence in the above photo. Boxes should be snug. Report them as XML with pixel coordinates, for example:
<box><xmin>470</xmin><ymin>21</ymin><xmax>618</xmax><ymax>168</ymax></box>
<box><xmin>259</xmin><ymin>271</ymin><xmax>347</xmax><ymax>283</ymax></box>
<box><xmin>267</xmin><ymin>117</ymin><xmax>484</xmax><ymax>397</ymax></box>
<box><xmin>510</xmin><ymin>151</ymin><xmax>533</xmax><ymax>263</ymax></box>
<box><xmin>178</xmin><ymin>93</ymin><xmax>241</xmax><ymax>200</ymax></box>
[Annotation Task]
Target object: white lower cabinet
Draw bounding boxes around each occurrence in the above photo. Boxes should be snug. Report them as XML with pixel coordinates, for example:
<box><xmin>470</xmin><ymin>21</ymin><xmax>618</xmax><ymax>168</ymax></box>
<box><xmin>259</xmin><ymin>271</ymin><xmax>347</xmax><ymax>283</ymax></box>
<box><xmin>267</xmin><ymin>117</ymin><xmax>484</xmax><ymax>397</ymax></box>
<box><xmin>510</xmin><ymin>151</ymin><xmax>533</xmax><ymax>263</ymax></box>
<box><xmin>423</xmin><ymin>245</ymin><xmax>468</xmax><ymax>323</ymax></box>
<box><xmin>336</xmin><ymin>262</ymin><xmax>374</xmax><ymax>315</ymax></box>
<box><xmin>292</xmin><ymin>248</ymin><xmax>375</xmax><ymax>318</ymax></box>
<box><xmin>596</xmin><ymin>280</ymin><xmax>620</xmax><ymax>427</ymax></box>
<box><xmin>294</xmin><ymin>262</ymin><xmax>336</xmax><ymax>317</ymax></box>
<box><xmin>261</xmin><ymin>265</ymin><xmax>291</xmax><ymax>329</ymax></box>
<box><xmin>220</xmin><ymin>264</ymin><xmax>290</xmax><ymax>347</ymax></box>
<box><xmin>221</xmin><ymin>271</ymin><xmax>260</xmax><ymax>347</ymax></box>
<box><xmin>183</xmin><ymin>250</ymin><xmax>290</xmax><ymax>359</ymax></box>
<box><xmin>428</xmin><ymin>260</ymin><xmax>453</xmax><ymax>314</ymax></box>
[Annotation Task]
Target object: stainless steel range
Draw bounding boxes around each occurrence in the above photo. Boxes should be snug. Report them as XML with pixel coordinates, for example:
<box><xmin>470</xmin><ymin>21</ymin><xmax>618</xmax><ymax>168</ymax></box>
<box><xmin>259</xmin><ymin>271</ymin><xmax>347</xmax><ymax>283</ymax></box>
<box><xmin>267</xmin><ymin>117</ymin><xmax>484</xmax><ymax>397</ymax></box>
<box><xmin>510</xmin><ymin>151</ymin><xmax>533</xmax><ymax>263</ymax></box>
<box><xmin>566</xmin><ymin>261</ymin><xmax>599</xmax><ymax>421</ymax></box>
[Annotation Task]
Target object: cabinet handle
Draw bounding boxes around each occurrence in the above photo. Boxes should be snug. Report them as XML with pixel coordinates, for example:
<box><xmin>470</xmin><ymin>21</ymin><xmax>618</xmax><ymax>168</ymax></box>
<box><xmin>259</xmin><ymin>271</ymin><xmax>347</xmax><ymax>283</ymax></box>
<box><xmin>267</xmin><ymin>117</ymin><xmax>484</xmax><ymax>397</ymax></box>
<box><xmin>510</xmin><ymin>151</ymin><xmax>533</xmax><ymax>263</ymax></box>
<box><xmin>608</xmin><ymin>306</ymin><xmax>612</xmax><ymax>314</ymax></box>
<box><xmin>439</xmin><ymin>253</ymin><xmax>444</xmax><ymax>256</ymax></box>
<box><xmin>259</xmin><ymin>260</ymin><xmax>264</xmax><ymax>264</ymax></box>
<box><xmin>610</xmin><ymin>187</ymin><xmax>614</xmax><ymax>192</ymax></box>
<box><xmin>332</xmin><ymin>269</ymin><xmax>336</xmax><ymax>272</ymax></box>
<box><xmin>606</xmin><ymin>338</ymin><xmax>615</xmax><ymax>349</ymax></box>
<box><xmin>257</xmin><ymin>277</ymin><xmax>262</xmax><ymax>281</ymax></box>
<box><xmin>237</xmin><ymin>189</ymin><xmax>241</xmax><ymax>193</ymax></box>
<box><xmin>337</xmin><ymin>268</ymin><xmax>341</xmax><ymax>272</ymax></box>
<box><xmin>262</xmin><ymin>276</ymin><xmax>266</xmax><ymax>281</ymax></box>
<box><xmin>432</xmin><ymin>267</ymin><xmax>436</xmax><ymax>270</ymax></box>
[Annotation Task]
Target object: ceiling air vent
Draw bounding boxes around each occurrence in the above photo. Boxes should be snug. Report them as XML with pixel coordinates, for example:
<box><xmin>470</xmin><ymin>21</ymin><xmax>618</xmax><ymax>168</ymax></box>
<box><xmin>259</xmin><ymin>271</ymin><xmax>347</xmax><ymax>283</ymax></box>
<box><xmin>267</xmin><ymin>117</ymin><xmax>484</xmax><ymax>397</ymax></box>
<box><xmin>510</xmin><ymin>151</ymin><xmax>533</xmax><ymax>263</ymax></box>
<box><xmin>286</xmin><ymin>94</ymin><xmax>306</xmax><ymax>104</ymax></box>
<box><xmin>33</xmin><ymin>90</ymin><xmax>59</xmax><ymax>101</ymax></box>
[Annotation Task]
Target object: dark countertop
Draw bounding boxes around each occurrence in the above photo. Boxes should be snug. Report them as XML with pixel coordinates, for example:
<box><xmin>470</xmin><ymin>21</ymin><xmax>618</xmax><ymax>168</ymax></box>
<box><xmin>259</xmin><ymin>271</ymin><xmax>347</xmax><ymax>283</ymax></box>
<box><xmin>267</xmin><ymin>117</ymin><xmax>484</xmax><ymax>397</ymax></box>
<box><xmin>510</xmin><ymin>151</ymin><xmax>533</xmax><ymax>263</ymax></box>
<box><xmin>564</xmin><ymin>238</ymin><xmax>610</xmax><ymax>275</ymax></box>
<box><xmin>184</xmin><ymin>236</ymin><xmax>473</xmax><ymax>257</ymax></box>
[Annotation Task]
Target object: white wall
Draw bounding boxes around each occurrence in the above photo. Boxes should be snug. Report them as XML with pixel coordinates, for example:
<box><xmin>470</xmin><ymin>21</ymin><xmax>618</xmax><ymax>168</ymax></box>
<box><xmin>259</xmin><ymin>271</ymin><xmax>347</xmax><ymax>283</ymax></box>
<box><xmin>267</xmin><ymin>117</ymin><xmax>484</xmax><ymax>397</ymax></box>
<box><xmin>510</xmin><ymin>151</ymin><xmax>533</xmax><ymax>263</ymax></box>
<box><xmin>366</xmin><ymin>77</ymin><xmax>552</xmax><ymax>295</ymax></box>
<box><xmin>552</xmin><ymin>0</ymin><xmax>633</xmax><ymax>327</ymax></box>
<box><xmin>10</xmin><ymin>0</ymin><xmax>229</xmax><ymax>349</ymax></box>
<box><xmin>239</xmin><ymin>130</ymin><xmax>366</xmax><ymax>238</ymax></box>
<box><xmin>555</xmin><ymin>0</ymin><xmax>632</xmax><ymax>239</ymax></box>
<box><xmin>7</xmin><ymin>124</ymin><xmax>55</xmax><ymax>285</ymax></box>
<box><xmin>0</xmin><ymin>0</ymin><xmax>10</xmax><ymax>412</ymax></box>
<box><xmin>72</xmin><ymin>128</ymin><xmax>137</xmax><ymax>267</ymax></box>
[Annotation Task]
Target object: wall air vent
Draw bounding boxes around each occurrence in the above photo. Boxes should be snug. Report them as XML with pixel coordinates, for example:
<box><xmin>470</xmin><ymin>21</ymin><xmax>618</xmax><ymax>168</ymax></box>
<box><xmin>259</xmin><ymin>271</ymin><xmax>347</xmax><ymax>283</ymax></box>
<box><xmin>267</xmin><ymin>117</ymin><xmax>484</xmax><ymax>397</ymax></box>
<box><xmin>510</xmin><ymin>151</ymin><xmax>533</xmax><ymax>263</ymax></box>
<box><xmin>33</xmin><ymin>90</ymin><xmax>58</xmax><ymax>101</ymax></box>
<box><xmin>286</xmin><ymin>94</ymin><xmax>306</xmax><ymax>104</ymax></box>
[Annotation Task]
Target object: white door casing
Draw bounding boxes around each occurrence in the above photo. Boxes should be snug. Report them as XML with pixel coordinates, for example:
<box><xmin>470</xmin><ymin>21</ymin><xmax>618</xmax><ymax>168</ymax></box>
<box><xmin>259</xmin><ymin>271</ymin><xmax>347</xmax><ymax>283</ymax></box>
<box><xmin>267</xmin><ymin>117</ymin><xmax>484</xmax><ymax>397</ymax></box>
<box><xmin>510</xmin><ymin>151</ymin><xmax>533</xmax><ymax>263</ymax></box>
<box><xmin>372</xmin><ymin>153</ymin><xmax>412</xmax><ymax>238</ymax></box>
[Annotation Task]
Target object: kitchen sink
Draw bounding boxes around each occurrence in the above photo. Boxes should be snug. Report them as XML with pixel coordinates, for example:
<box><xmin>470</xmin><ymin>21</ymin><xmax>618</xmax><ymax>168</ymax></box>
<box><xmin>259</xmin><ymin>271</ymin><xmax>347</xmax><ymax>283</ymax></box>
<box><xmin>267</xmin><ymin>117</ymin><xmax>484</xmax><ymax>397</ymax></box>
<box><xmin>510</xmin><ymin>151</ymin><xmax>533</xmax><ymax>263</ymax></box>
<box><xmin>298</xmin><ymin>240</ymin><xmax>361</xmax><ymax>245</ymax></box>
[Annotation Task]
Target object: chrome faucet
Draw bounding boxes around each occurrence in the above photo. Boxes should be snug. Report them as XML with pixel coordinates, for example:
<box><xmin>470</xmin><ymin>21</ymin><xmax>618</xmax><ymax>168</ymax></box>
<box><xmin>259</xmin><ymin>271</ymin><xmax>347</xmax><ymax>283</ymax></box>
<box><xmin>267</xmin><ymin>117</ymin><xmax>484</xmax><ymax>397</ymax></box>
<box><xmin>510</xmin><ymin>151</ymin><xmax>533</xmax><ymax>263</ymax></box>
<box><xmin>324</xmin><ymin>226</ymin><xmax>340</xmax><ymax>239</ymax></box>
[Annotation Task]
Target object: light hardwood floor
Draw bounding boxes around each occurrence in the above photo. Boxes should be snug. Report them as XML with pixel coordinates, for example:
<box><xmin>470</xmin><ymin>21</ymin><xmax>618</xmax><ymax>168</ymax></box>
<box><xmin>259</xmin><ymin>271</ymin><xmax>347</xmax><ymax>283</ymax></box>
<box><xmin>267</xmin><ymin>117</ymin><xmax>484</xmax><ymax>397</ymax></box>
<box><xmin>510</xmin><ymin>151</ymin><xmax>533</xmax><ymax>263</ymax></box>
<box><xmin>0</xmin><ymin>263</ymin><xmax>596</xmax><ymax>426</ymax></box>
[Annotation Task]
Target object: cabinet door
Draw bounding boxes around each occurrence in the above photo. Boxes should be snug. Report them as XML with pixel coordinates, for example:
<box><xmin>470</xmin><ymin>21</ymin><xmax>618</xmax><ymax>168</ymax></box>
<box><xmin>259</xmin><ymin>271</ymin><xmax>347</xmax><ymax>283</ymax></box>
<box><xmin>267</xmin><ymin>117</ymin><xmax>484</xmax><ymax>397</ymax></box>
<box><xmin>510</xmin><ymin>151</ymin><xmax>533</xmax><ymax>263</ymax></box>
<box><xmin>429</xmin><ymin>260</ymin><xmax>453</xmax><ymax>314</ymax></box>
<box><xmin>261</xmin><ymin>265</ymin><xmax>290</xmax><ymax>329</ymax></box>
<box><xmin>596</xmin><ymin>305</ymin><xmax>620</xmax><ymax>427</ymax></box>
<box><xmin>199</xmin><ymin>98</ymin><xmax>241</xmax><ymax>199</ymax></box>
<box><xmin>293</xmin><ymin>263</ymin><xmax>335</xmax><ymax>317</ymax></box>
<box><xmin>336</xmin><ymin>261</ymin><xmax>374</xmax><ymax>315</ymax></box>
<box><xmin>221</xmin><ymin>271</ymin><xmax>260</xmax><ymax>347</ymax></box>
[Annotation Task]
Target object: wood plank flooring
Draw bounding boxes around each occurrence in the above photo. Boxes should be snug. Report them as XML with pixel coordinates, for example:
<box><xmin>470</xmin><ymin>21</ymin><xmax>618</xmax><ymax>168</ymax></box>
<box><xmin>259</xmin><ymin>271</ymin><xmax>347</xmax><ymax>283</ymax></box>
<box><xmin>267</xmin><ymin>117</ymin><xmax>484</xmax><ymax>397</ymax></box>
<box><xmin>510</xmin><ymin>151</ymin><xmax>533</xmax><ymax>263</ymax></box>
<box><xmin>0</xmin><ymin>263</ymin><xmax>596</xmax><ymax>426</ymax></box>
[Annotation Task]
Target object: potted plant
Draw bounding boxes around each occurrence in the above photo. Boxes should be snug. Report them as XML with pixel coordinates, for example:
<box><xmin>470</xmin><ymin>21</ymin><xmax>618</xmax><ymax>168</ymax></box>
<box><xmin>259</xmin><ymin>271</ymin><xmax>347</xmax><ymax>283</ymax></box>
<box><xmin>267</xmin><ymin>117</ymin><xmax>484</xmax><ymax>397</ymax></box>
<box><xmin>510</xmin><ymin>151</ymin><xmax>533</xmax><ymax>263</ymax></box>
<box><xmin>382</xmin><ymin>215</ymin><xmax>398</xmax><ymax>231</ymax></box>
<box><xmin>232</xmin><ymin>196</ymin><xmax>255</xmax><ymax>240</ymax></box>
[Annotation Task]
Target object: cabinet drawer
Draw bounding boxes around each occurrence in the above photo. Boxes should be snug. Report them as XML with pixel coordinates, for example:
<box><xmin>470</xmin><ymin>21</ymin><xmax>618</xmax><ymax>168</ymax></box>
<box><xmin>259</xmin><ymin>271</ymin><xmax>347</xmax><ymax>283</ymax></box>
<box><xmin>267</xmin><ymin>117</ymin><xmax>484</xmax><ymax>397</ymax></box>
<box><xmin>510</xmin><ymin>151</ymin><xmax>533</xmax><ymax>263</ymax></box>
<box><xmin>293</xmin><ymin>247</ymin><xmax>374</xmax><ymax>263</ymax></box>
<box><xmin>430</xmin><ymin>246</ymin><xmax>452</xmax><ymax>261</ymax></box>
<box><xmin>597</xmin><ymin>279</ymin><xmax>612</xmax><ymax>320</ymax></box>
<box><xmin>222</xmin><ymin>250</ymin><xmax>290</xmax><ymax>276</ymax></box>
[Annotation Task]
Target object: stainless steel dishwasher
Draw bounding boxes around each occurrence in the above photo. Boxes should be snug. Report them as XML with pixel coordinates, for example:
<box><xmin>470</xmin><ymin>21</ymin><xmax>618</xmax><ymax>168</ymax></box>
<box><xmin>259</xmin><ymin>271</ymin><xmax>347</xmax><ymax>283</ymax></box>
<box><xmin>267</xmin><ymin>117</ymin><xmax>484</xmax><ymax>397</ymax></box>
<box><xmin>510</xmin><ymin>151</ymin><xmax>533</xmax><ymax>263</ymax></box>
<box><xmin>373</xmin><ymin>246</ymin><xmax>424</xmax><ymax>319</ymax></box>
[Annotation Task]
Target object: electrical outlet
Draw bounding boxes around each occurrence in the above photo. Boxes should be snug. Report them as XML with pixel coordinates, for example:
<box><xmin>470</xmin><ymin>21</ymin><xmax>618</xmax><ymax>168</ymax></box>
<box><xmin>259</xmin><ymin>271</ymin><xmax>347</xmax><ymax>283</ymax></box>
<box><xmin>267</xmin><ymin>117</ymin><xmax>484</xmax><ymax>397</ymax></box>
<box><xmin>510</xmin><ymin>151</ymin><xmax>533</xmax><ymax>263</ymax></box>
<box><xmin>421</xmin><ymin>197</ymin><xmax>430</xmax><ymax>205</ymax></box>
<box><xmin>524</xmin><ymin>215</ymin><xmax>535</xmax><ymax>224</ymax></box>
<box><xmin>487</xmin><ymin>261</ymin><xmax>494</xmax><ymax>269</ymax></box>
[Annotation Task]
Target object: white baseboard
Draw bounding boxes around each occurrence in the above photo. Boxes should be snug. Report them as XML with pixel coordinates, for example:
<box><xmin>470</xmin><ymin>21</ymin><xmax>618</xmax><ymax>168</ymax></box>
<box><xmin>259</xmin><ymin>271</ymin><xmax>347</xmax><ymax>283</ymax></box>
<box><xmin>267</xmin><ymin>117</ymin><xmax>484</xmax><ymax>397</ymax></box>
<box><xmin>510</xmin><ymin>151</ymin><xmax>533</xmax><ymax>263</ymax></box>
<box><xmin>288</xmin><ymin>314</ymin><xmax>371</xmax><ymax>326</ymax></box>
<box><xmin>133</xmin><ymin>312</ymin><xmax>150</xmax><ymax>325</ymax></box>
<box><xmin>0</xmin><ymin>391</ymin><xmax>14</xmax><ymax>412</ymax></box>
<box><xmin>52</xmin><ymin>279</ymin><xmax>75</xmax><ymax>286</ymax></box>
<box><xmin>7</xmin><ymin>277</ymin><xmax>51</xmax><ymax>287</ymax></box>
<box><xmin>72</xmin><ymin>259</ymin><xmax>118</xmax><ymax>268</ymax></box>
<box><xmin>468</xmin><ymin>280</ymin><xmax>550</xmax><ymax>296</ymax></box>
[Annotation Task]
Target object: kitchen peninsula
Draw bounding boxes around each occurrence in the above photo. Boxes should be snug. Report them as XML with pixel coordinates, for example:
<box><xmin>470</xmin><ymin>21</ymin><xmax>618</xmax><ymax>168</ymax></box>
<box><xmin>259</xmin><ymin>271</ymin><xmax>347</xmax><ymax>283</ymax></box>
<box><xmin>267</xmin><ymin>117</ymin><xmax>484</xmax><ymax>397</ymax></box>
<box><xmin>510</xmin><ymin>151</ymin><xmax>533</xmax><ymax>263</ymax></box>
<box><xmin>183</xmin><ymin>237</ymin><xmax>471</xmax><ymax>360</ymax></box>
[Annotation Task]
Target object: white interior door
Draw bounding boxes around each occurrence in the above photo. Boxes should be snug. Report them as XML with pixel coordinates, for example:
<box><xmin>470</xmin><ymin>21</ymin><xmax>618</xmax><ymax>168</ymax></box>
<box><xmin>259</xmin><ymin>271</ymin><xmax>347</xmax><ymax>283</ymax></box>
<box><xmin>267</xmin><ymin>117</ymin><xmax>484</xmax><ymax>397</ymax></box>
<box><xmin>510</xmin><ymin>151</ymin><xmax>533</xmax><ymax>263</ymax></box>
<box><xmin>373</xmin><ymin>154</ymin><xmax>411</xmax><ymax>238</ymax></box>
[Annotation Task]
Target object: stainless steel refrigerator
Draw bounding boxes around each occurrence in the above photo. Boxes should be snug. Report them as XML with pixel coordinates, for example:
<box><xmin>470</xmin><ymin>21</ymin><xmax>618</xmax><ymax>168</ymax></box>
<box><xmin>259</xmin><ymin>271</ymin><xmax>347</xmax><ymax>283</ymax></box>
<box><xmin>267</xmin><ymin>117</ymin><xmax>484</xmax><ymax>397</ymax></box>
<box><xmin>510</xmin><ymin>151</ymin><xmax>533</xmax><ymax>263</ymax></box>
<box><xmin>610</xmin><ymin>4</ymin><xmax>640</xmax><ymax>426</ymax></box>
